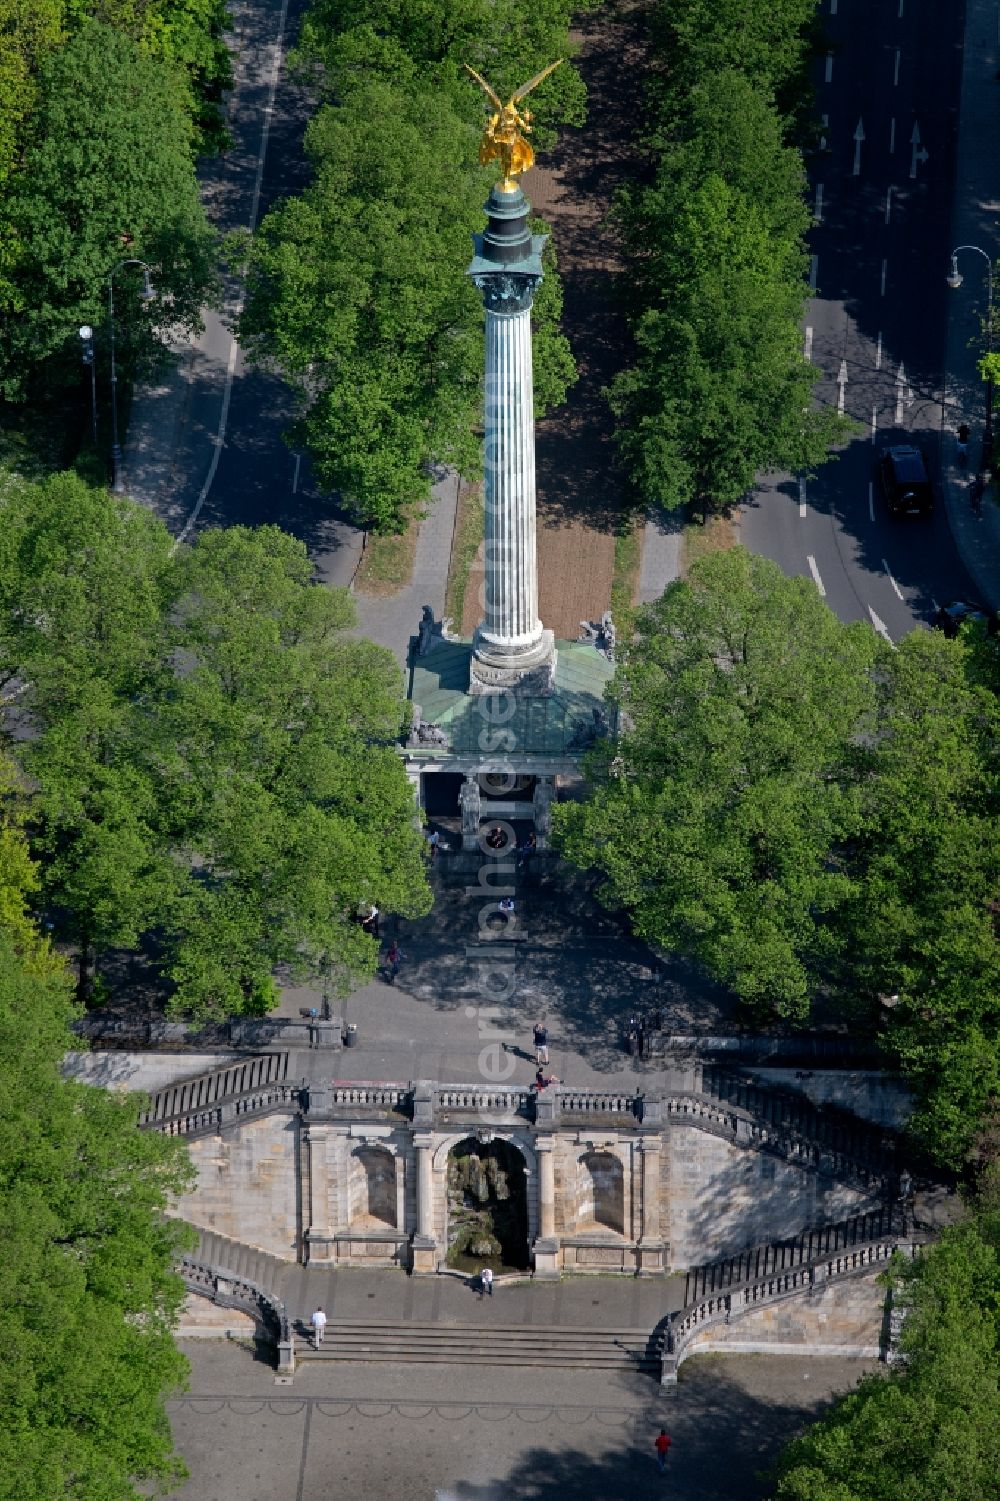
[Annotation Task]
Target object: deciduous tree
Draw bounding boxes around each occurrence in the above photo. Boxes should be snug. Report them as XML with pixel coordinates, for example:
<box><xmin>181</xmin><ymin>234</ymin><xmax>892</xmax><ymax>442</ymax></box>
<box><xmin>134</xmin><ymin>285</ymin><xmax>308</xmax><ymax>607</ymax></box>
<box><xmin>554</xmin><ymin>549</ymin><xmax>877</xmax><ymax>1021</ymax></box>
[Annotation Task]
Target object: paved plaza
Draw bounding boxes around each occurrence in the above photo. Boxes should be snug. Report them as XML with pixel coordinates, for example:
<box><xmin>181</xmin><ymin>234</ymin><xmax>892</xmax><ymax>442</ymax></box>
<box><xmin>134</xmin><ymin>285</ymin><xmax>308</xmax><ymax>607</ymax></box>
<box><xmin>168</xmin><ymin>1341</ymin><xmax>875</xmax><ymax>1501</ymax></box>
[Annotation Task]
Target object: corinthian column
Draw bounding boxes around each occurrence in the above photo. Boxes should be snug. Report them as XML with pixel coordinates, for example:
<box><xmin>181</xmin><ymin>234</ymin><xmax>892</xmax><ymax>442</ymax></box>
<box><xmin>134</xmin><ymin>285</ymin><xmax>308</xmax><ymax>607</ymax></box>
<box><xmin>468</xmin><ymin>184</ymin><xmax>556</xmax><ymax>696</ymax></box>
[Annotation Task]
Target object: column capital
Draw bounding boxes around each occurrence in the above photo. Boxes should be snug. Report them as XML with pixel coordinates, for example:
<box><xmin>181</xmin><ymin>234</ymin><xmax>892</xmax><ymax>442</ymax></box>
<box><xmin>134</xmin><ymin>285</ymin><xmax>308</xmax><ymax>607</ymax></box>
<box><xmin>412</xmin><ymin>1129</ymin><xmax>435</xmax><ymax>1151</ymax></box>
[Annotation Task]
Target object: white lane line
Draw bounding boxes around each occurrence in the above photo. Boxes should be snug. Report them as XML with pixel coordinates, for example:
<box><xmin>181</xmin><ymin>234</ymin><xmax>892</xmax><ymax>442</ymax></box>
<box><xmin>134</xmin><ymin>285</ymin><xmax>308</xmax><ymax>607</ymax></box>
<box><xmin>815</xmin><ymin>183</ymin><xmax>825</xmax><ymax>221</ymax></box>
<box><xmin>825</xmin><ymin>52</ymin><xmax>834</xmax><ymax>83</ymax></box>
<box><xmin>883</xmin><ymin>559</ymin><xmax>904</xmax><ymax>600</ymax></box>
<box><xmin>174</xmin><ymin>0</ymin><xmax>293</xmax><ymax>548</ymax></box>
<box><xmin>884</xmin><ymin>185</ymin><xmax>893</xmax><ymax>224</ymax></box>
<box><xmin>895</xmin><ymin>362</ymin><xmax>906</xmax><ymax>424</ymax></box>
<box><xmin>894</xmin><ymin>48</ymin><xmax>900</xmax><ymax>86</ymax></box>
<box><xmin>807</xmin><ymin>555</ymin><xmax>826</xmax><ymax>596</ymax></box>
<box><xmin>869</xmin><ymin>606</ymin><xmax>895</xmax><ymax>646</ymax></box>
<box><xmin>890</xmin><ymin>118</ymin><xmax>896</xmax><ymax>154</ymax></box>
<box><xmin>852</xmin><ymin>117</ymin><xmax>865</xmax><ymax>176</ymax></box>
<box><xmin>869</xmin><ymin>481</ymin><xmax>875</xmax><ymax>521</ymax></box>
<box><xmin>799</xmin><ymin>476</ymin><xmax>807</xmax><ymax>517</ymax></box>
<box><xmin>831</xmin><ymin>0</ymin><xmax>838</xmax><ymax>13</ymax></box>
<box><xmin>837</xmin><ymin>358</ymin><xmax>848</xmax><ymax>414</ymax></box>
<box><xmin>876</xmin><ymin>331</ymin><xmax>882</xmax><ymax>369</ymax></box>
<box><xmin>292</xmin><ymin>452</ymin><xmax>302</xmax><ymax>494</ymax></box>
<box><xmin>810</xmin><ymin>254</ymin><xmax>819</xmax><ymax>290</ymax></box>
<box><xmin>804</xmin><ymin>325</ymin><xmax>814</xmax><ymax>361</ymax></box>
<box><xmin>871</xmin><ymin>405</ymin><xmax>878</xmax><ymax>442</ymax></box>
<box><xmin>881</xmin><ymin>259</ymin><xmax>888</xmax><ymax>296</ymax></box>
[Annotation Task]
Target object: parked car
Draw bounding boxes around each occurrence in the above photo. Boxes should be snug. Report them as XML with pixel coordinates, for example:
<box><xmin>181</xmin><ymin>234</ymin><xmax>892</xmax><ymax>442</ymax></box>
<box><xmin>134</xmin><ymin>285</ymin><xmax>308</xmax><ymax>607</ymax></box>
<box><xmin>878</xmin><ymin>445</ymin><xmax>934</xmax><ymax>517</ymax></box>
<box><xmin>932</xmin><ymin>599</ymin><xmax>999</xmax><ymax>638</ymax></box>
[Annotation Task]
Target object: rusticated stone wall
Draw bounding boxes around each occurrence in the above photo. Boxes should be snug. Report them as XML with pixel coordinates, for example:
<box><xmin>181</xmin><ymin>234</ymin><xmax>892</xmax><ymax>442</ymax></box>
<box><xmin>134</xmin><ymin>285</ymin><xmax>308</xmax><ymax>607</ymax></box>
<box><xmin>668</xmin><ymin>1125</ymin><xmax>878</xmax><ymax>1266</ymax></box>
<box><xmin>681</xmin><ymin>1271</ymin><xmax>888</xmax><ymax>1360</ymax></box>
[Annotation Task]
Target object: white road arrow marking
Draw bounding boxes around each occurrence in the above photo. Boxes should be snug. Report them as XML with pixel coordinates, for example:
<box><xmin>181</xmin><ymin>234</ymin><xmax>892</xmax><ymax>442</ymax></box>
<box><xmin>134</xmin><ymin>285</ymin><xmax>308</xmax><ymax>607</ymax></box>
<box><xmin>882</xmin><ymin>559</ymin><xmax>904</xmax><ymax>600</ymax></box>
<box><xmin>853</xmin><ymin>118</ymin><xmax>865</xmax><ymax>176</ymax></box>
<box><xmin>837</xmin><ymin>359</ymin><xmax>848</xmax><ymax>415</ymax></box>
<box><xmin>868</xmin><ymin>607</ymin><xmax>894</xmax><ymax>646</ymax></box>
<box><xmin>808</xmin><ymin>555</ymin><xmax>826</xmax><ymax>597</ymax></box>
<box><xmin>895</xmin><ymin>362</ymin><xmax>906</xmax><ymax>423</ymax></box>
<box><xmin>799</xmin><ymin>476</ymin><xmax>807</xmax><ymax>517</ymax></box>
<box><xmin>909</xmin><ymin>122</ymin><xmax>929</xmax><ymax>179</ymax></box>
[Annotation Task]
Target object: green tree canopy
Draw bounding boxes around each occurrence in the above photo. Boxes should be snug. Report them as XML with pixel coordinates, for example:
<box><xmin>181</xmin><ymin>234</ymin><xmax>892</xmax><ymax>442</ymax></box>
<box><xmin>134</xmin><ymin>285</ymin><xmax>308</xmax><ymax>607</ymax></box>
<box><xmin>0</xmin><ymin>469</ymin><xmax>432</xmax><ymax>1016</ymax></box>
<box><xmin>238</xmin><ymin>0</ymin><xmax>582</xmax><ymax>532</ymax></box>
<box><xmin>610</xmin><ymin>68</ymin><xmax>840</xmax><ymax>514</ymax></box>
<box><xmin>775</xmin><ymin>1186</ymin><xmax>1000</xmax><ymax>1501</ymax></box>
<box><xmin>554</xmin><ymin>549</ymin><xmax>878</xmax><ymax>1021</ymax></box>
<box><xmin>844</xmin><ymin>630</ymin><xmax>1000</xmax><ymax>1168</ymax></box>
<box><xmin>0</xmin><ymin>18</ymin><xmax>218</xmax><ymax>400</ymax></box>
<box><xmin>0</xmin><ymin>919</ymin><xmax>193</xmax><ymax>1500</ymax></box>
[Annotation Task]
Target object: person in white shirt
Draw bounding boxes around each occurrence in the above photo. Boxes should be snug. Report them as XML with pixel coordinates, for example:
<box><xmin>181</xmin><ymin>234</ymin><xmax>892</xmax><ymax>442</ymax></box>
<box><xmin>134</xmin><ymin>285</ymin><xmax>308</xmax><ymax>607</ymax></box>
<box><xmin>479</xmin><ymin>1268</ymin><xmax>494</xmax><ymax>1299</ymax></box>
<box><xmin>310</xmin><ymin>1306</ymin><xmax>327</xmax><ymax>1347</ymax></box>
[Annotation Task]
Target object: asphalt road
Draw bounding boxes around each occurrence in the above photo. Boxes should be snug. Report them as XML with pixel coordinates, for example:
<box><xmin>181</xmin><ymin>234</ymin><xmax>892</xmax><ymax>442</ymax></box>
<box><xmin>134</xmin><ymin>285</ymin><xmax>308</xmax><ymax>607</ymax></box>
<box><xmin>743</xmin><ymin>0</ymin><xmax>976</xmax><ymax>643</ymax></box>
<box><xmin>132</xmin><ymin>0</ymin><xmax>363</xmax><ymax>590</ymax></box>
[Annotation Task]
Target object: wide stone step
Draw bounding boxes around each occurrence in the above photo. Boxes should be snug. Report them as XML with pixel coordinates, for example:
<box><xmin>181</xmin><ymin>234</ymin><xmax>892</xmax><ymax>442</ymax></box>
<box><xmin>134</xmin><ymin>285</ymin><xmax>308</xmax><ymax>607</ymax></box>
<box><xmin>295</xmin><ymin>1321</ymin><xmax>657</xmax><ymax>1369</ymax></box>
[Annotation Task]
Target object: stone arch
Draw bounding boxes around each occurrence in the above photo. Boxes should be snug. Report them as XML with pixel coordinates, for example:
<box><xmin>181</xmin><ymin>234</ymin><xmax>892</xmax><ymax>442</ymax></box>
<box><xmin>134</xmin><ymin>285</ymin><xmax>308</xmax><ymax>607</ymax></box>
<box><xmin>577</xmin><ymin>1150</ymin><xmax>625</xmax><ymax>1235</ymax></box>
<box><xmin>445</xmin><ymin>1135</ymin><xmax>530</xmax><ymax>1271</ymax></box>
<box><xmin>348</xmin><ymin>1144</ymin><xmax>397</xmax><ymax>1228</ymax></box>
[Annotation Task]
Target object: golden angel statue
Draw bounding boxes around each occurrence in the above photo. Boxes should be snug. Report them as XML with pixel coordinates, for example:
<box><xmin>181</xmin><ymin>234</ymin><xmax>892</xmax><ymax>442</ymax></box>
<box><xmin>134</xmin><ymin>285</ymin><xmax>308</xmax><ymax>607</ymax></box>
<box><xmin>463</xmin><ymin>59</ymin><xmax>564</xmax><ymax>191</ymax></box>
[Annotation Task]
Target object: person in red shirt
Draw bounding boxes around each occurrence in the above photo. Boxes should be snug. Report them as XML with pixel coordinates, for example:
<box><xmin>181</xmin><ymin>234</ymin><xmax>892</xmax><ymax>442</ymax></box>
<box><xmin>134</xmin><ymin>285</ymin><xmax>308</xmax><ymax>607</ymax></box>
<box><xmin>655</xmin><ymin>1429</ymin><xmax>672</xmax><ymax>1474</ymax></box>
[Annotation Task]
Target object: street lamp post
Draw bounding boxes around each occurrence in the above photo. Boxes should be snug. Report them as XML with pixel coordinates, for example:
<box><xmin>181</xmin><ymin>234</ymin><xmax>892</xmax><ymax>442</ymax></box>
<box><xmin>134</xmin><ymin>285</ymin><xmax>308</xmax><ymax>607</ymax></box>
<box><xmin>78</xmin><ymin>325</ymin><xmax>97</xmax><ymax>446</ymax></box>
<box><xmin>108</xmin><ymin>258</ymin><xmax>154</xmax><ymax>494</ymax></box>
<box><xmin>947</xmin><ymin>244</ymin><xmax>993</xmax><ymax>472</ymax></box>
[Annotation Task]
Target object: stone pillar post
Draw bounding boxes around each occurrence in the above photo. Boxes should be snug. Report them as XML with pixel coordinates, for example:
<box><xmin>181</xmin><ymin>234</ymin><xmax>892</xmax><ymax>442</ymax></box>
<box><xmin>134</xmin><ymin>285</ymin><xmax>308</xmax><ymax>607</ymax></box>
<box><xmin>460</xmin><ymin>773</ymin><xmax>481</xmax><ymax>852</ymax></box>
<box><xmin>411</xmin><ymin>1129</ymin><xmax>437</xmax><ymax>1274</ymax></box>
<box><xmin>532</xmin><ymin>1134</ymin><xmax>560</xmax><ymax>1279</ymax></box>
<box><xmin>532</xmin><ymin>775</ymin><xmax>555</xmax><ymax>849</ymax></box>
<box><xmin>637</xmin><ymin>1136</ymin><xmax>665</xmax><ymax>1275</ymax></box>
<box><xmin>468</xmin><ymin>185</ymin><xmax>556</xmax><ymax>696</ymax></box>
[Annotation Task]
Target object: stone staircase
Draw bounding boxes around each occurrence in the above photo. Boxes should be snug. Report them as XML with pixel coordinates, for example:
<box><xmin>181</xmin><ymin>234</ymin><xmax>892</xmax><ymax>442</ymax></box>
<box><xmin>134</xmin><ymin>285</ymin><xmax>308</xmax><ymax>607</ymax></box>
<box><xmin>140</xmin><ymin>1053</ymin><xmax>298</xmax><ymax>1138</ymax></box>
<box><xmin>296</xmin><ymin>1321</ymin><xmax>659</xmax><ymax>1372</ymax></box>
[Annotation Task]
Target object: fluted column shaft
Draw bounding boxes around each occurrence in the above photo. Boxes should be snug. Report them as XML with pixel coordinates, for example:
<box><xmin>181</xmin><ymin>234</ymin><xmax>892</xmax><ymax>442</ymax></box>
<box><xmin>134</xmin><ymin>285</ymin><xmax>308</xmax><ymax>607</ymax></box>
<box><xmin>481</xmin><ymin>305</ymin><xmax>542</xmax><ymax>652</ymax></box>
<box><xmin>537</xmin><ymin>1136</ymin><xmax>556</xmax><ymax>1239</ymax></box>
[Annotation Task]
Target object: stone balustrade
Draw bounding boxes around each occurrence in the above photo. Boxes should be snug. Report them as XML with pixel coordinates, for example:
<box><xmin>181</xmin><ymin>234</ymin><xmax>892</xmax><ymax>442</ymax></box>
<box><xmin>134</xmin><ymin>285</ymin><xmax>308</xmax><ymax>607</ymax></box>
<box><xmin>660</xmin><ymin>1234</ymin><xmax>918</xmax><ymax>1382</ymax></box>
<box><xmin>178</xmin><ymin>1254</ymin><xmax>293</xmax><ymax>1368</ymax></box>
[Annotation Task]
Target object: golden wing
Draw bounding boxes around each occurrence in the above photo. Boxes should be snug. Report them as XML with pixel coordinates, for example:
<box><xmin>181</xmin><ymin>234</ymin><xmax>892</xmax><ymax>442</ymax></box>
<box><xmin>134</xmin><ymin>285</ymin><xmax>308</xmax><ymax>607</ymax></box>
<box><xmin>512</xmin><ymin>58</ymin><xmax>564</xmax><ymax>104</ymax></box>
<box><xmin>463</xmin><ymin>62</ymin><xmax>503</xmax><ymax>111</ymax></box>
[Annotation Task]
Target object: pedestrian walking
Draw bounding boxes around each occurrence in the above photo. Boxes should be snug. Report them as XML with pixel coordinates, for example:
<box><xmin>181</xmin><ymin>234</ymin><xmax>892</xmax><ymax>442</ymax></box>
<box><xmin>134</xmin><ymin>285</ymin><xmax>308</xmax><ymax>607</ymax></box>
<box><xmin>384</xmin><ymin>940</ymin><xmax>405</xmax><ymax>984</ymax></box>
<box><xmin>533</xmin><ymin>1020</ymin><xmax>549</xmax><ymax>1065</ymax></box>
<box><xmin>427</xmin><ymin>828</ymin><xmax>441</xmax><ymax>858</ymax></box>
<box><xmin>310</xmin><ymin>1307</ymin><xmax>327</xmax><ymax>1348</ymax></box>
<box><xmin>654</xmin><ymin>1429</ymin><xmax>672</xmax><ymax>1474</ymax></box>
<box><xmin>479</xmin><ymin>1267</ymin><xmax>494</xmax><ymax>1299</ymax></box>
<box><xmin>517</xmin><ymin>831</ymin><xmax>536</xmax><ymax>871</ymax></box>
<box><xmin>957</xmin><ymin>422</ymin><xmax>970</xmax><ymax>465</ymax></box>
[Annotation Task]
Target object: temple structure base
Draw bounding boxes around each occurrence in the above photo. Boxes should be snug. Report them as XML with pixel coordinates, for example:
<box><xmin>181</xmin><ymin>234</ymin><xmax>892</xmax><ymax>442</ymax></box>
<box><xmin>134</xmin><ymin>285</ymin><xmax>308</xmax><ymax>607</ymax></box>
<box><xmin>468</xmin><ymin>630</ymin><xmax>557</xmax><ymax>697</ymax></box>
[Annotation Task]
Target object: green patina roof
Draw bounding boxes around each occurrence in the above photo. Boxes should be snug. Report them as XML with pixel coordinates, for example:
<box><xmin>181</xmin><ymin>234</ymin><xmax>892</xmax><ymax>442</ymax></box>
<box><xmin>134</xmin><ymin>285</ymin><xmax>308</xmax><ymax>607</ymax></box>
<box><xmin>407</xmin><ymin>638</ymin><xmax>616</xmax><ymax>758</ymax></box>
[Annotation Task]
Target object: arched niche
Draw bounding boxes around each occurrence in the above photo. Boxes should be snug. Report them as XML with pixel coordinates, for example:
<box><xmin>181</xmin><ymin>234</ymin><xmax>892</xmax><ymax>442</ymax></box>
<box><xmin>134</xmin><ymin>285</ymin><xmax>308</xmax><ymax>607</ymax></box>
<box><xmin>348</xmin><ymin>1144</ymin><xmax>397</xmax><ymax>1229</ymax></box>
<box><xmin>444</xmin><ymin>1135</ymin><xmax>530</xmax><ymax>1271</ymax></box>
<box><xmin>578</xmin><ymin>1150</ymin><xmax>625</xmax><ymax>1236</ymax></box>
